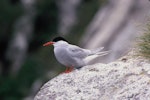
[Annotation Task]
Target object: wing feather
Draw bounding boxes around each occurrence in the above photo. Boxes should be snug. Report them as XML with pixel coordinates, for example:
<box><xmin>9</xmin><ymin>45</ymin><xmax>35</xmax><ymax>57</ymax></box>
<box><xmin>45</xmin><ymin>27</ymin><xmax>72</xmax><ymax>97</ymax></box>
<box><xmin>67</xmin><ymin>45</ymin><xmax>90</xmax><ymax>58</ymax></box>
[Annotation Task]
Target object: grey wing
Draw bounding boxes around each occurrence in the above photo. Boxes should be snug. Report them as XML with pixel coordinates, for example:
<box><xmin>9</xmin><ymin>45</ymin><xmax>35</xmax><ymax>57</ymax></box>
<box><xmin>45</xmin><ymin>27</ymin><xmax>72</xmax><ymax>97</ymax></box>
<box><xmin>67</xmin><ymin>45</ymin><xmax>91</xmax><ymax>58</ymax></box>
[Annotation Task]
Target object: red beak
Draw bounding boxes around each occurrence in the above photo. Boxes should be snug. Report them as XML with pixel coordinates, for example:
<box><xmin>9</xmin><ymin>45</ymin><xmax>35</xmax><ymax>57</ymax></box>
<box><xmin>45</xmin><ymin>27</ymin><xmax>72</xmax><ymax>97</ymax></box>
<box><xmin>43</xmin><ymin>41</ymin><xmax>54</xmax><ymax>46</ymax></box>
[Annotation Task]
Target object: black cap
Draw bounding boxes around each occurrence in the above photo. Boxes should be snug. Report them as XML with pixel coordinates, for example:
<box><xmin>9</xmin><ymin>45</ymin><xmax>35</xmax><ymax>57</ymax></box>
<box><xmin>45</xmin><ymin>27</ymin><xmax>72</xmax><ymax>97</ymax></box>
<box><xmin>52</xmin><ymin>37</ymin><xmax>68</xmax><ymax>42</ymax></box>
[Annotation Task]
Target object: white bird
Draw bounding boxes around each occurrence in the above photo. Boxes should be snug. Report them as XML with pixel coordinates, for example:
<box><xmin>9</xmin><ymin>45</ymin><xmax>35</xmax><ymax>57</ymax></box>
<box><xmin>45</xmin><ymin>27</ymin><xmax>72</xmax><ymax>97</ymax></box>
<box><xmin>43</xmin><ymin>37</ymin><xmax>109</xmax><ymax>73</ymax></box>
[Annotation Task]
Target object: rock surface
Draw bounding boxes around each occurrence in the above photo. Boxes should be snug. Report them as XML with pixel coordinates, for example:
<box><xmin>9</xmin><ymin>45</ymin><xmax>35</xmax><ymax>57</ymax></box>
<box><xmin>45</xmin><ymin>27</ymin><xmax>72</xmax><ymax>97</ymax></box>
<box><xmin>34</xmin><ymin>57</ymin><xmax>150</xmax><ymax>100</ymax></box>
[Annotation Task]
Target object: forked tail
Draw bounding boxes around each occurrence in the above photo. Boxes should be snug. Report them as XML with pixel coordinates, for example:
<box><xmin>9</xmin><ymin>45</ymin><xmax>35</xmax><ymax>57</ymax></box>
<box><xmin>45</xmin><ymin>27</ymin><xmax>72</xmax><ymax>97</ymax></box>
<box><xmin>90</xmin><ymin>47</ymin><xmax>110</xmax><ymax>56</ymax></box>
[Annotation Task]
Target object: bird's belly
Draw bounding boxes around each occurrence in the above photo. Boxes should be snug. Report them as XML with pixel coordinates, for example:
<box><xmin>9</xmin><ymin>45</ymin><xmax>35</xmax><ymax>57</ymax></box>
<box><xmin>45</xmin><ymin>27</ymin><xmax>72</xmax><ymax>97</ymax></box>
<box><xmin>54</xmin><ymin>48</ymin><xmax>85</xmax><ymax>67</ymax></box>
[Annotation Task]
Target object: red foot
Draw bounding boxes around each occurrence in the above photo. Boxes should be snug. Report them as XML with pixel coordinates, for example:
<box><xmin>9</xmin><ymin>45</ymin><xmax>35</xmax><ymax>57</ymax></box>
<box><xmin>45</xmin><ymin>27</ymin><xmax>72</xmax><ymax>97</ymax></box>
<box><xmin>62</xmin><ymin>67</ymin><xmax>74</xmax><ymax>73</ymax></box>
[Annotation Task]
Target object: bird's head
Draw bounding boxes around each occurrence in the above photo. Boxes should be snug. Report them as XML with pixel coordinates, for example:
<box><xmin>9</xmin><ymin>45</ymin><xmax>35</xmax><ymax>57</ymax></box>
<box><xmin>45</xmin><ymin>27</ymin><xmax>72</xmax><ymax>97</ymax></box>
<box><xmin>43</xmin><ymin>36</ymin><xmax>68</xmax><ymax>46</ymax></box>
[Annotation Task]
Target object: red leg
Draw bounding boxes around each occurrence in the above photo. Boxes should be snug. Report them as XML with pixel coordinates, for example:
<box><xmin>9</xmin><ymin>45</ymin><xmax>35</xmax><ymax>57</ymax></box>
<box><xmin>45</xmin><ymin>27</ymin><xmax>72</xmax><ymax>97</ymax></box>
<box><xmin>62</xmin><ymin>66</ymin><xmax>74</xmax><ymax>73</ymax></box>
<box><xmin>65</xmin><ymin>67</ymin><xmax>69</xmax><ymax>72</ymax></box>
<box><xmin>68</xmin><ymin>67</ymin><xmax>73</xmax><ymax>72</ymax></box>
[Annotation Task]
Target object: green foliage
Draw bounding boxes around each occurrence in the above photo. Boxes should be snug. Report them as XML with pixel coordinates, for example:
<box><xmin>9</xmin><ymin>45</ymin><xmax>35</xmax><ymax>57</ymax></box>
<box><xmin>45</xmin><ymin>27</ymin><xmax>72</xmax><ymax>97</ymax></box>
<box><xmin>0</xmin><ymin>77</ymin><xmax>23</xmax><ymax>100</ymax></box>
<box><xmin>0</xmin><ymin>55</ymin><xmax>51</xmax><ymax>100</ymax></box>
<box><xmin>0</xmin><ymin>0</ymin><xmax>22</xmax><ymax>40</ymax></box>
<box><xmin>32</xmin><ymin>0</ymin><xmax>58</xmax><ymax>45</ymax></box>
<box><xmin>0</xmin><ymin>0</ymin><xmax>58</xmax><ymax>100</ymax></box>
<box><xmin>137</xmin><ymin>23</ymin><xmax>150</xmax><ymax>59</ymax></box>
<box><xmin>35</xmin><ymin>0</ymin><xmax>57</xmax><ymax>34</ymax></box>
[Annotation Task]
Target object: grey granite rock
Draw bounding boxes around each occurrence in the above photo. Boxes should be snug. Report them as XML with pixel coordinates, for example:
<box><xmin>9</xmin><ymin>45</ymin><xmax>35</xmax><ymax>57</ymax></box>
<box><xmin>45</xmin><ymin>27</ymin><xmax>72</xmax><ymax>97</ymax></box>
<box><xmin>34</xmin><ymin>58</ymin><xmax>150</xmax><ymax>100</ymax></box>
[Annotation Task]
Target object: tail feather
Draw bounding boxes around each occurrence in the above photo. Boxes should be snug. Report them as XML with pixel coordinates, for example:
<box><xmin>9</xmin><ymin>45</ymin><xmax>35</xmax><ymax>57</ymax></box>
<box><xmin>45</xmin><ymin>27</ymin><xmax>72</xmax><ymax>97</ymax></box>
<box><xmin>90</xmin><ymin>47</ymin><xmax>109</xmax><ymax>56</ymax></box>
<box><xmin>84</xmin><ymin>50</ymin><xmax>110</xmax><ymax>65</ymax></box>
<box><xmin>95</xmin><ymin>51</ymin><xmax>110</xmax><ymax>56</ymax></box>
<box><xmin>91</xmin><ymin>47</ymin><xmax>104</xmax><ymax>54</ymax></box>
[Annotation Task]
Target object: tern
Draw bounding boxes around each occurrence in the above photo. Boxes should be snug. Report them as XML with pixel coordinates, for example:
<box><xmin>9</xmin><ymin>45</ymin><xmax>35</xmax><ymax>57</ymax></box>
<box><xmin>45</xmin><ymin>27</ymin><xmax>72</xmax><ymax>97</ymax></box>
<box><xmin>43</xmin><ymin>37</ymin><xmax>109</xmax><ymax>73</ymax></box>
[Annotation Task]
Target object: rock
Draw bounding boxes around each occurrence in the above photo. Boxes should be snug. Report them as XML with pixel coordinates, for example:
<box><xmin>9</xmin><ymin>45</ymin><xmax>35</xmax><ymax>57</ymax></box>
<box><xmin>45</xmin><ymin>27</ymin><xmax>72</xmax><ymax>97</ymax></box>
<box><xmin>34</xmin><ymin>57</ymin><xmax>150</xmax><ymax>100</ymax></box>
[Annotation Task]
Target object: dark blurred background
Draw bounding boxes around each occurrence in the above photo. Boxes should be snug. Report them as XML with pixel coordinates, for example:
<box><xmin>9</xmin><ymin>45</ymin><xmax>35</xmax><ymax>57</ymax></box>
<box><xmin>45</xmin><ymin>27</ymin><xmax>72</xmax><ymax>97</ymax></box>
<box><xmin>0</xmin><ymin>0</ymin><xmax>150</xmax><ymax>100</ymax></box>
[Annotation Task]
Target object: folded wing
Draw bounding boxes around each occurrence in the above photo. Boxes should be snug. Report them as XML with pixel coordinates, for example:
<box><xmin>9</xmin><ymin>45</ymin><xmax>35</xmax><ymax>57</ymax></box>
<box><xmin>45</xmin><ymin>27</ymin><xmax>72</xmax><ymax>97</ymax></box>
<box><xmin>67</xmin><ymin>45</ymin><xmax>91</xmax><ymax>59</ymax></box>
